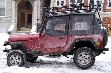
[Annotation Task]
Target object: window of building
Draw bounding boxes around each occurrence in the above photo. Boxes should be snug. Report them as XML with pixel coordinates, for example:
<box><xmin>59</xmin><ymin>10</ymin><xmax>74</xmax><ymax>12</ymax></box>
<box><xmin>20</xmin><ymin>1</ymin><xmax>32</xmax><ymax>10</ymax></box>
<box><xmin>108</xmin><ymin>0</ymin><xmax>111</xmax><ymax>7</ymax></box>
<box><xmin>77</xmin><ymin>0</ymin><xmax>82</xmax><ymax>3</ymax></box>
<box><xmin>61</xmin><ymin>1</ymin><xmax>64</xmax><ymax>6</ymax></box>
<box><xmin>97</xmin><ymin>0</ymin><xmax>102</xmax><ymax>11</ymax></box>
<box><xmin>90</xmin><ymin>0</ymin><xmax>94</xmax><ymax>8</ymax></box>
<box><xmin>0</xmin><ymin>0</ymin><xmax>5</xmax><ymax>17</ymax></box>
<box><xmin>72</xmin><ymin>0</ymin><xmax>84</xmax><ymax>3</ymax></box>
<box><xmin>72</xmin><ymin>0</ymin><xmax>76</xmax><ymax>3</ymax></box>
<box><xmin>57</xmin><ymin>1</ymin><xmax>59</xmax><ymax>6</ymax></box>
<box><xmin>56</xmin><ymin>0</ymin><xmax>65</xmax><ymax>7</ymax></box>
<box><xmin>88</xmin><ymin>0</ymin><xmax>103</xmax><ymax>12</ymax></box>
<box><xmin>70</xmin><ymin>0</ymin><xmax>83</xmax><ymax>3</ymax></box>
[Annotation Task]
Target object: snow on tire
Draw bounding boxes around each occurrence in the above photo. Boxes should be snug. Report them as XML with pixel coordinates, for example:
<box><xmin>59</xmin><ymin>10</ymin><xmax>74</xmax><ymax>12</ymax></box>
<box><xmin>73</xmin><ymin>47</ymin><xmax>95</xmax><ymax>69</ymax></box>
<box><xmin>7</xmin><ymin>51</ymin><xmax>26</xmax><ymax>67</ymax></box>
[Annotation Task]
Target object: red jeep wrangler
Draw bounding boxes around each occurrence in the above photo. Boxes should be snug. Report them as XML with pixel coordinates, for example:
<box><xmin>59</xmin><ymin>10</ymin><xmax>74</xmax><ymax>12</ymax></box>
<box><xmin>3</xmin><ymin>12</ymin><xmax>109</xmax><ymax>69</ymax></box>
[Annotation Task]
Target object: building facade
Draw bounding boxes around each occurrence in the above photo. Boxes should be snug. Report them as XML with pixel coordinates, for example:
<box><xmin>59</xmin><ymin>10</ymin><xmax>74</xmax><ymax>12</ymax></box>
<box><xmin>0</xmin><ymin>0</ymin><xmax>111</xmax><ymax>34</ymax></box>
<box><xmin>0</xmin><ymin>0</ymin><xmax>47</xmax><ymax>33</ymax></box>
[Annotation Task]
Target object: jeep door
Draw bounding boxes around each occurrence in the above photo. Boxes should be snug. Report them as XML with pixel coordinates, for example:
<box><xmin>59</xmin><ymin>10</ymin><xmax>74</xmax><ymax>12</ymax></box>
<box><xmin>38</xmin><ymin>16</ymin><xmax>69</xmax><ymax>53</ymax></box>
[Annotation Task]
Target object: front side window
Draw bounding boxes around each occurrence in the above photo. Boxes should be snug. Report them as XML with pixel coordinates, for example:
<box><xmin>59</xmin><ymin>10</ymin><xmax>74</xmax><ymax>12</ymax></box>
<box><xmin>69</xmin><ymin>15</ymin><xmax>93</xmax><ymax>34</ymax></box>
<box><xmin>45</xmin><ymin>18</ymin><xmax>66</xmax><ymax>36</ymax></box>
<box><xmin>0</xmin><ymin>0</ymin><xmax>5</xmax><ymax>16</ymax></box>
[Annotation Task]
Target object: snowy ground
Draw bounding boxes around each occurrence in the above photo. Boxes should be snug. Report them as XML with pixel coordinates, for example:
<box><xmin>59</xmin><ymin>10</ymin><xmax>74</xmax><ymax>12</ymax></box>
<box><xmin>0</xmin><ymin>33</ymin><xmax>111</xmax><ymax>73</ymax></box>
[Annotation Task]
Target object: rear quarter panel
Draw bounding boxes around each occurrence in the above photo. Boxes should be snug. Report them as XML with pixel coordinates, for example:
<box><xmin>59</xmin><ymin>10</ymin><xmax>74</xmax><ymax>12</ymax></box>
<box><xmin>64</xmin><ymin>34</ymin><xmax>103</xmax><ymax>52</ymax></box>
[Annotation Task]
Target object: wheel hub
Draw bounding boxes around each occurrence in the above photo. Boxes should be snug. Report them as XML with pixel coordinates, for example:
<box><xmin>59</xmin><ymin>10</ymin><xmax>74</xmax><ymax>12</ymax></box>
<box><xmin>77</xmin><ymin>51</ymin><xmax>91</xmax><ymax>66</ymax></box>
<box><xmin>10</xmin><ymin>54</ymin><xmax>21</xmax><ymax>66</ymax></box>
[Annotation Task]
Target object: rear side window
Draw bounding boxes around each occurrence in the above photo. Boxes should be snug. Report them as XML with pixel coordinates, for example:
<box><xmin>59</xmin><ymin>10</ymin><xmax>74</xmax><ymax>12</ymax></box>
<box><xmin>73</xmin><ymin>22</ymin><xmax>88</xmax><ymax>30</ymax></box>
<box><xmin>69</xmin><ymin>15</ymin><xmax>93</xmax><ymax>35</ymax></box>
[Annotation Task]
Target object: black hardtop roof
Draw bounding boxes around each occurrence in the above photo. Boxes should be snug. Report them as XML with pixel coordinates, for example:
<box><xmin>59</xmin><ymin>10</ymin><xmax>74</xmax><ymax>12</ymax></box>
<box><xmin>47</xmin><ymin>12</ymin><xmax>95</xmax><ymax>18</ymax></box>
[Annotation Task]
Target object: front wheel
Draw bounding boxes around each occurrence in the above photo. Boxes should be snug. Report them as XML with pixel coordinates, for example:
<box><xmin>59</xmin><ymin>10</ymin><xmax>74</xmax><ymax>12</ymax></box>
<box><xmin>73</xmin><ymin>47</ymin><xmax>95</xmax><ymax>69</ymax></box>
<box><xmin>7</xmin><ymin>51</ymin><xmax>26</xmax><ymax>67</ymax></box>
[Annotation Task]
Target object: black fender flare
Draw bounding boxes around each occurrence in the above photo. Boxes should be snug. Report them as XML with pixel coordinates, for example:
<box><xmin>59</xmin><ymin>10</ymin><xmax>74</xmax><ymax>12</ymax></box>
<box><xmin>7</xmin><ymin>50</ymin><xmax>26</xmax><ymax>59</ymax></box>
<box><xmin>9</xmin><ymin>42</ymin><xmax>27</xmax><ymax>53</ymax></box>
<box><xmin>70</xmin><ymin>39</ymin><xmax>98</xmax><ymax>51</ymax></box>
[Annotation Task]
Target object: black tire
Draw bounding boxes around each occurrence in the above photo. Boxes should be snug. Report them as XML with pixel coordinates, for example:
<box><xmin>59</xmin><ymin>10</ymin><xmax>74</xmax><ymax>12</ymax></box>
<box><xmin>94</xmin><ymin>51</ymin><xmax>101</xmax><ymax>56</ymax></box>
<box><xmin>74</xmin><ymin>47</ymin><xmax>95</xmax><ymax>69</ymax></box>
<box><xmin>7</xmin><ymin>51</ymin><xmax>26</xmax><ymax>67</ymax></box>
<box><xmin>26</xmin><ymin>57</ymin><xmax>38</xmax><ymax>62</ymax></box>
<box><xmin>103</xmin><ymin>29</ymin><xmax>108</xmax><ymax>47</ymax></box>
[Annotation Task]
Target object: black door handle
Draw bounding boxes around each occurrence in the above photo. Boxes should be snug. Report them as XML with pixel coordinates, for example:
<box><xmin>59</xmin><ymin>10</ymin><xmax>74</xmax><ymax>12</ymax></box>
<box><xmin>59</xmin><ymin>37</ymin><xmax>64</xmax><ymax>40</ymax></box>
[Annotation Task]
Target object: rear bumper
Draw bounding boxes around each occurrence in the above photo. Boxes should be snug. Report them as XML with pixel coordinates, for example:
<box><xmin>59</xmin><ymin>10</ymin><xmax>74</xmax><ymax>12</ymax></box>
<box><xmin>102</xmin><ymin>48</ymin><xmax>109</xmax><ymax>51</ymax></box>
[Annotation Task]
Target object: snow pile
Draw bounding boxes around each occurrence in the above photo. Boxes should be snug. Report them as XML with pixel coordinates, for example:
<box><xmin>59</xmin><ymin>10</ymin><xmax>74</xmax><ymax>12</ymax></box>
<box><xmin>31</xmin><ymin>25</ymin><xmax>37</xmax><ymax>34</ymax></box>
<box><xmin>0</xmin><ymin>33</ymin><xmax>111</xmax><ymax>73</ymax></box>
<box><xmin>8</xmin><ymin>24</ymin><xmax>14</xmax><ymax>33</ymax></box>
<box><xmin>0</xmin><ymin>33</ymin><xmax>9</xmax><ymax>46</ymax></box>
<box><xmin>0</xmin><ymin>33</ymin><xmax>9</xmax><ymax>59</ymax></box>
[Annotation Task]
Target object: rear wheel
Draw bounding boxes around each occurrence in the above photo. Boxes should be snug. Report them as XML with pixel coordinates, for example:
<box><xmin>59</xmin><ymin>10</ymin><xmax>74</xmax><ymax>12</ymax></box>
<box><xmin>7</xmin><ymin>51</ymin><xmax>26</xmax><ymax>67</ymax></box>
<box><xmin>73</xmin><ymin>47</ymin><xmax>95</xmax><ymax>69</ymax></box>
